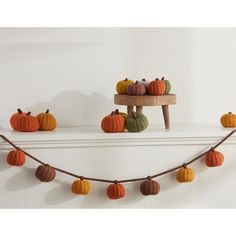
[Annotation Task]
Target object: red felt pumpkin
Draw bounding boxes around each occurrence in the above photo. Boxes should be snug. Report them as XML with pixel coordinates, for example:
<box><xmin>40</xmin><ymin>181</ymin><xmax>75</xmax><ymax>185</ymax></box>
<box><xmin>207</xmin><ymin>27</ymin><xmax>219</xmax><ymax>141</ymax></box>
<box><xmin>35</xmin><ymin>164</ymin><xmax>56</xmax><ymax>182</ymax></box>
<box><xmin>107</xmin><ymin>182</ymin><xmax>125</xmax><ymax>200</ymax></box>
<box><xmin>147</xmin><ymin>78</ymin><xmax>165</xmax><ymax>95</ymax></box>
<box><xmin>7</xmin><ymin>149</ymin><xmax>25</xmax><ymax>166</ymax></box>
<box><xmin>16</xmin><ymin>112</ymin><xmax>40</xmax><ymax>132</ymax></box>
<box><xmin>205</xmin><ymin>149</ymin><xmax>224</xmax><ymax>167</ymax></box>
<box><xmin>10</xmin><ymin>108</ymin><xmax>26</xmax><ymax>131</ymax></box>
<box><xmin>126</xmin><ymin>81</ymin><xmax>146</xmax><ymax>96</ymax></box>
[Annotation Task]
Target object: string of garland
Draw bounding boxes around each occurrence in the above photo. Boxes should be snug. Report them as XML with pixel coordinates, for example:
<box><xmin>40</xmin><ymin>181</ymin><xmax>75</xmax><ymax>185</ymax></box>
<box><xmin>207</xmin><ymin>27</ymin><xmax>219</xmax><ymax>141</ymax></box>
<box><xmin>0</xmin><ymin>129</ymin><xmax>235</xmax><ymax>199</ymax></box>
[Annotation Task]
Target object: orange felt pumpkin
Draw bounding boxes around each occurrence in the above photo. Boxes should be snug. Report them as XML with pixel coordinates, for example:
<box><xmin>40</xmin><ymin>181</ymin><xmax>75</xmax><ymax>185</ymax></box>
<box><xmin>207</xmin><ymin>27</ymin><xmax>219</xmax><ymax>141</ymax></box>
<box><xmin>101</xmin><ymin>111</ymin><xmax>125</xmax><ymax>133</ymax></box>
<box><xmin>176</xmin><ymin>166</ymin><xmax>195</xmax><ymax>183</ymax></box>
<box><xmin>107</xmin><ymin>182</ymin><xmax>125</xmax><ymax>200</ymax></box>
<box><xmin>220</xmin><ymin>112</ymin><xmax>236</xmax><ymax>127</ymax></box>
<box><xmin>205</xmin><ymin>149</ymin><xmax>224</xmax><ymax>167</ymax></box>
<box><xmin>7</xmin><ymin>149</ymin><xmax>25</xmax><ymax>166</ymax></box>
<box><xmin>16</xmin><ymin>112</ymin><xmax>39</xmax><ymax>132</ymax></box>
<box><xmin>71</xmin><ymin>179</ymin><xmax>91</xmax><ymax>195</ymax></box>
<box><xmin>35</xmin><ymin>164</ymin><xmax>56</xmax><ymax>182</ymax></box>
<box><xmin>147</xmin><ymin>78</ymin><xmax>166</xmax><ymax>95</ymax></box>
<box><xmin>37</xmin><ymin>109</ymin><xmax>57</xmax><ymax>131</ymax></box>
<box><xmin>10</xmin><ymin>108</ymin><xmax>26</xmax><ymax>131</ymax></box>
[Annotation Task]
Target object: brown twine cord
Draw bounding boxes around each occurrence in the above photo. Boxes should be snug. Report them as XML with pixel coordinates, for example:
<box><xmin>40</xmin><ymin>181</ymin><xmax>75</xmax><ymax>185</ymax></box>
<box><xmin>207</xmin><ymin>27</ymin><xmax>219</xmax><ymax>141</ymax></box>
<box><xmin>0</xmin><ymin>129</ymin><xmax>235</xmax><ymax>184</ymax></box>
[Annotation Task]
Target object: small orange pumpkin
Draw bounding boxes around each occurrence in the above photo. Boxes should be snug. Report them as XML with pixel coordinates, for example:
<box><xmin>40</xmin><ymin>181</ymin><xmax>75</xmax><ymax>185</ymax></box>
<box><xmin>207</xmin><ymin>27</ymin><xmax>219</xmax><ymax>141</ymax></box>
<box><xmin>7</xmin><ymin>149</ymin><xmax>25</xmax><ymax>166</ymax></box>
<box><xmin>107</xmin><ymin>182</ymin><xmax>125</xmax><ymax>200</ymax></box>
<box><xmin>35</xmin><ymin>164</ymin><xmax>56</xmax><ymax>182</ymax></box>
<box><xmin>71</xmin><ymin>179</ymin><xmax>91</xmax><ymax>195</ymax></box>
<box><xmin>16</xmin><ymin>112</ymin><xmax>39</xmax><ymax>132</ymax></box>
<box><xmin>176</xmin><ymin>166</ymin><xmax>195</xmax><ymax>183</ymax></box>
<box><xmin>101</xmin><ymin>111</ymin><xmax>125</xmax><ymax>133</ymax></box>
<box><xmin>147</xmin><ymin>78</ymin><xmax>166</xmax><ymax>95</ymax></box>
<box><xmin>205</xmin><ymin>149</ymin><xmax>224</xmax><ymax>167</ymax></box>
<box><xmin>10</xmin><ymin>108</ymin><xmax>26</xmax><ymax>131</ymax></box>
<box><xmin>37</xmin><ymin>109</ymin><xmax>57</xmax><ymax>131</ymax></box>
<box><xmin>220</xmin><ymin>112</ymin><xmax>236</xmax><ymax>127</ymax></box>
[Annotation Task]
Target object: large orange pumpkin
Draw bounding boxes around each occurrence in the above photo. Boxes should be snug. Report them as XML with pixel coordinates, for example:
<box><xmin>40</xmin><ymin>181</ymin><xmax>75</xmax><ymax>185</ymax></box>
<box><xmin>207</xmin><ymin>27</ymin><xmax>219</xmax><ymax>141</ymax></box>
<box><xmin>37</xmin><ymin>109</ymin><xmax>57</xmax><ymax>131</ymax></box>
<box><xmin>176</xmin><ymin>166</ymin><xmax>195</xmax><ymax>183</ymax></box>
<box><xmin>205</xmin><ymin>149</ymin><xmax>224</xmax><ymax>167</ymax></box>
<box><xmin>220</xmin><ymin>112</ymin><xmax>236</xmax><ymax>127</ymax></box>
<box><xmin>7</xmin><ymin>149</ymin><xmax>25</xmax><ymax>166</ymax></box>
<box><xmin>16</xmin><ymin>112</ymin><xmax>40</xmax><ymax>132</ymax></box>
<box><xmin>107</xmin><ymin>182</ymin><xmax>125</xmax><ymax>200</ymax></box>
<box><xmin>71</xmin><ymin>179</ymin><xmax>91</xmax><ymax>195</ymax></box>
<box><xmin>101</xmin><ymin>111</ymin><xmax>125</xmax><ymax>133</ymax></box>
<box><xmin>147</xmin><ymin>78</ymin><xmax>166</xmax><ymax>95</ymax></box>
<box><xmin>10</xmin><ymin>108</ymin><xmax>26</xmax><ymax>131</ymax></box>
<box><xmin>35</xmin><ymin>164</ymin><xmax>56</xmax><ymax>182</ymax></box>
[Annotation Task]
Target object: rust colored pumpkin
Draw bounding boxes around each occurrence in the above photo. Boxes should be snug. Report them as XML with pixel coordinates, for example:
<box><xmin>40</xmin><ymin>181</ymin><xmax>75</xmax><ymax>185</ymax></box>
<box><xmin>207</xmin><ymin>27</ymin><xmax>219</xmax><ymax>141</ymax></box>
<box><xmin>140</xmin><ymin>178</ymin><xmax>160</xmax><ymax>196</ymax></box>
<box><xmin>147</xmin><ymin>78</ymin><xmax>166</xmax><ymax>95</ymax></box>
<box><xmin>116</xmin><ymin>78</ymin><xmax>134</xmax><ymax>94</ymax></box>
<box><xmin>37</xmin><ymin>109</ymin><xmax>57</xmax><ymax>131</ymax></box>
<box><xmin>205</xmin><ymin>149</ymin><xmax>224</xmax><ymax>167</ymax></box>
<box><xmin>7</xmin><ymin>149</ymin><xmax>25</xmax><ymax>166</ymax></box>
<box><xmin>107</xmin><ymin>182</ymin><xmax>125</xmax><ymax>200</ymax></box>
<box><xmin>126</xmin><ymin>81</ymin><xmax>146</xmax><ymax>96</ymax></box>
<box><xmin>16</xmin><ymin>112</ymin><xmax>39</xmax><ymax>132</ymax></box>
<box><xmin>35</xmin><ymin>164</ymin><xmax>56</xmax><ymax>182</ymax></box>
<box><xmin>176</xmin><ymin>166</ymin><xmax>195</xmax><ymax>183</ymax></box>
<box><xmin>220</xmin><ymin>112</ymin><xmax>236</xmax><ymax>127</ymax></box>
<box><xmin>10</xmin><ymin>108</ymin><xmax>26</xmax><ymax>131</ymax></box>
<box><xmin>71</xmin><ymin>179</ymin><xmax>91</xmax><ymax>195</ymax></box>
<box><xmin>101</xmin><ymin>111</ymin><xmax>125</xmax><ymax>133</ymax></box>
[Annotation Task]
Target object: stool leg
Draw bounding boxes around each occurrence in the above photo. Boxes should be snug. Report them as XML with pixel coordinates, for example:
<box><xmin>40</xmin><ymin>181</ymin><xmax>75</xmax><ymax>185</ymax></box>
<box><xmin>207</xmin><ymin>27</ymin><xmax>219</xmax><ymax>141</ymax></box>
<box><xmin>136</xmin><ymin>106</ymin><xmax>143</xmax><ymax>113</ymax></box>
<box><xmin>127</xmin><ymin>106</ymin><xmax>134</xmax><ymax>115</ymax></box>
<box><xmin>162</xmin><ymin>105</ymin><xmax>170</xmax><ymax>129</ymax></box>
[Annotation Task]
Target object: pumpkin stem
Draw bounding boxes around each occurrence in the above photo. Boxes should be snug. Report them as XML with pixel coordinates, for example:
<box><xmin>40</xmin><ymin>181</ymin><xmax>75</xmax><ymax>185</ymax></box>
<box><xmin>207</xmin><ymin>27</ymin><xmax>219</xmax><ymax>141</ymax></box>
<box><xmin>161</xmin><ymin>77</ymin><xmax>165</xmax><ymax>80</ymax></box>
<box><xmin>114</xmin><ymin>109</ymin><xmax>119</xmax><ymax>114</ymax></box>
<box><xmin>210</xmin><ymin>147</ymin><xmax>215</xmax><ymax>152</ymax></box>
<box><xmin>114</xmin><ymin>180</ymin><xmax>118</xmax><ymax>184</ymax></box>
<box><xmin>155</xmin><ymin>78</ymin><xmax>159</xmax><ymax>80</ymax></box>
<box><xmin>17</xmin><ymin>108</ymin><xmax>23</xmax><ymax>114</ymax></box>
<box><xmin>131</xmin><ymin>111</ymin><xmax>138</xmax><ymax>119</ymax></box>
<box><xmin>142</xmin><ymin>78</ymin><xmax>146</xmax><ymax>82</ymax></box>
<box><xmin>46</xmin><ymin>109</ymin><xmax>49</xmax><ymax>114</ymax></box>
<box><xmin>229</xmin><ymin>112</ymin><xmax>232</xmax><ymax>114</ymax></box>
<box><xmin>125</xmin><ymin>78</ymin><xmax>128</xmax><ymax>81</ymax></box>
<box><xmin>147</xmin><ymin>176</ymin><xmax>152</xmax><ymax>180</ymax></box>
<box><xmin>80</xmin><ymin>176</ymin><xmax>84</xmax><ymax>180</ymax></box>
<box><xmin>135</xmin><ymin>81</ymin><xmax>139</xmax><ymax>84</ymax></box>
<box><xmin>182</xmin><ymin>163</ymin><xmax>187</xmax><ymax>168</ymax></box>
<box><xmin>26</xmin><ymin>112</ymin><xmax>31</xmax><ymax>116</ymax></box>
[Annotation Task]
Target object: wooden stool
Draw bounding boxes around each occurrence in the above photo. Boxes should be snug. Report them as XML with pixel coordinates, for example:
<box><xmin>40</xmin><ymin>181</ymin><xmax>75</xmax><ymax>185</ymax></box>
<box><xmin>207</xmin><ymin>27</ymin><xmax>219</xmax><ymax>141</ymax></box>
<box><xmin>114</xmin><ymin>94</ymin><xmax>176</xmax><ymax>129</ymax></box>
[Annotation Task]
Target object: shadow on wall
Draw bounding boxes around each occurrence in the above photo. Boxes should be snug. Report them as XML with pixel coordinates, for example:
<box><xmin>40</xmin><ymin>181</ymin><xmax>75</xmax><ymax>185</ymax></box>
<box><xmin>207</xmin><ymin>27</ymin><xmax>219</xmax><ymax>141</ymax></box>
<box><xmin>26</xmin><ymin>91</ymin><xmax>115</xmax><ymax>127</ymax></box>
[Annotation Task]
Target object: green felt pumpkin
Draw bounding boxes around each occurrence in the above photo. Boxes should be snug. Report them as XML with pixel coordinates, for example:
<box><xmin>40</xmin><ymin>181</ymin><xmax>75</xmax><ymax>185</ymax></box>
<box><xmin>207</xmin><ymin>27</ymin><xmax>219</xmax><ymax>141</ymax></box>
<box><xmin>161</xmin><ymin>77</ymin><xmax>171</xmax><ymax>94</ymax></box>
<box><xmin>125</xmin><ymin>111</ymin><xmax>148</xmax><ymax>132</ymax></box>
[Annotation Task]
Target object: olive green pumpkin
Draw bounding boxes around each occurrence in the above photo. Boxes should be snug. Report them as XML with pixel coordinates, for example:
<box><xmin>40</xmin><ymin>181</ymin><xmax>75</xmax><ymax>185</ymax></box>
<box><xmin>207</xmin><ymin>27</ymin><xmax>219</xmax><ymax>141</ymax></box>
<box><xmin>125</xmin><ymin>111</ymin><xmax>148</xmax><ymax>132</ymax></box>
<box><xmin>161</xmin><ymin>77</ymin><xmax>171</xmax><ymax>94</ymax></box>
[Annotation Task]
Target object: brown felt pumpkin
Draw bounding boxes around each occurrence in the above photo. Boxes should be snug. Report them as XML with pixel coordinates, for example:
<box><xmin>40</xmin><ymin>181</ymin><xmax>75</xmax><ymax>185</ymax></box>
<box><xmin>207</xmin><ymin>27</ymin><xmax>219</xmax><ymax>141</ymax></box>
<box><xmin>37</xmin><ymin>109</ymin><xmax>57</xmax><ymax>131</ymax></box>
<box><xmin>35</xmin><ymin>164</ymin><xmax>56</xmax><ymax>182</ymax></box>
<box><xmin>205</xmin><ymin>149</ymin><xmax>224</xmax><ymax>167</ymax></box>
<box><xmin>107</xmin><ymin>182</ymin><xmax>125</xmax><ymax>200</ymax></box>
<box><xmin>71</xmin><ymin>179</ymin><xmax>91</xmax><ymax>195</ymax></box>
<box><xmin>140</xmin><ymin>178</ymin><xmax>160</xmax><ymax>196</ymax></box>
<box><xmin>7</xmin><ymin>149</ymin><xmax>25</xmax><ymax>166</ymax></box>
<box><xmin>10</xmin><ymin>108</ymin><xmax>26</xmax><ymax>131</ymax></box>
<box><xmin>101</xmin><ymin>111</ymin><xmax>125</xmax><ymax>133</ymax></box>
<box><xmin>116</xmin><ymin>78</ymin><xmax>134</xmax><ymax>94</ymax></box>
<box><xmin>126</xmin><ymin>81</ymin><xmax>146</xmax><ymax>96</ymax></box>
<box><xmin>147</xmin><ymin>78</ymin><xmax>166</xmax><ymax>95</ymax></box>
<box><xmin>220</xmin><ymin>112</ymin><xmax>236</xmax><ymax>127</ymax></box>
<box><xmin>176</xmin><ymin>166</ymin><xmax>195</xmax><ymax>183</ymax></box>
<box><xmin>16</xmin><ymin>112</ymin><xmax>39</xmax><ymax>132</ymax></box>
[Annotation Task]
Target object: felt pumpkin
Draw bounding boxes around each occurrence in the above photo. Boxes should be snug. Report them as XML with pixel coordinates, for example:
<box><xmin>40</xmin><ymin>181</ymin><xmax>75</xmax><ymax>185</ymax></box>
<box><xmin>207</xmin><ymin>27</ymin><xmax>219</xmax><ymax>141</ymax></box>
<box><xmin>220</xmin><ymin>112</ymin><xmax>236</xmax><ymax>127</ymax></box>
<box><xmin>7</xmin><ymin>149</ymin><xmax>25</xmax><ymax>166</ymax></box>
<box><xmin>161</xmin><ymin>77</ymin><xmax>171</xmax><ymax>94</ymax></box>
<box><xmin>115</xmin><ymin>109</ymin><xmax>127</xmax><ymax>130</ymax></box>
<box><xmin>139</xmin><ymin>78</ymin><xmax>149</xmax><ymax>88</ymax></box>
<box><xmin>205</xmin><ymin>149</ymin><xmax>224</xmax><ymax>167</ymax></box>
<box><xmin>101</xmin><ymin>111</ymin><xmax>125</xmax><ymax>133</ymax></box>
<box><xmin>176</xmin><ymin>166</ymin><xmax>195</xmax><ymax>183</ymax></box>
<box><xmin>35</xmin><ymin>164</ymin><xmax>56</xmax><ymax>182</ymax></box>
<box><xmin>10</xmin><ymin>108</ymin><xmax>26</xmax><ymax>131</ymax></box>
<box><xmin>16</xmin><ymin>112</ymin><xmax>39</xmax><ymax>132</ymax></box>
<box><xmin>147</xmin><ymin>78</ymin><xmax>165</xmax><ymax>95</ymax></box>
<box><xmin>71</xmin><ymin>179</ymin><xmax>91</xmax><ymax>195</ymax></box>
<box><xmin>126</xmin><ymin>81</ymin><xmax>146</xmax><ymax>96</ymax></box>
<box><xmin>37</xmin><ymin>109</ymin><xmax>57</xmax><ymax>131</ymax></box>
<box><xmin>125</xmin><ymin>111</ymin><xmax>148</xmax><ymax>132</ymax></box>
<box><xmin>140</xmin><ymin>178</ymin><xmax>160</xmax><ymax>196</ymax></box>
<box><xmin>107</xmin><ymin>182</ymin><xmax>125</xmax><ymax>200</ymax></box>
<box><xmin>116</xmin><ymin>78</ymin><xmax>134</xmax><ymax>94</ymax></box>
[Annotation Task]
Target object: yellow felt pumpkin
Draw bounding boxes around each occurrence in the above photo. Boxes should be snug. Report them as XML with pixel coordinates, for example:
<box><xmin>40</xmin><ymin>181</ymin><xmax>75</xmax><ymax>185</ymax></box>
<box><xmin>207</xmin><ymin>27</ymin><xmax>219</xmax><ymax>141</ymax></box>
<box><xmin>176</xmin><ymin>166</ymin><xmax>195</xmax><ymax>183</ymax></box>
<box><xmin>37</xmin><ymin>109</ymin><xmax>57</xmax><ymax>131</ymax></box>
<box><xmin>71</xmin><ymin>179</ymin><xmax>91</xmax><ymax>195</ymax></box>
<box><xmin>220</xmin><ymin>112</ymin><xmax>236</xmax><ymax>127</ymax></box>
<box><xmin>116</xmin><ymin>78</ymin><xmax>134</xmax><ymax>94</ymax></box>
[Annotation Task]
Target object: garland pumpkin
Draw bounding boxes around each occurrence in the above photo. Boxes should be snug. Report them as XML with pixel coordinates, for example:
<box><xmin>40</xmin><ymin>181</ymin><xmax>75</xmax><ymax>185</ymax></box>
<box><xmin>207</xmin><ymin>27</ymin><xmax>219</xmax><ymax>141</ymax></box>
<box><xmin>16</xmin><ymin>112</ymin><xmax>39</xmax><ymax>132</ymax></box>
<box><xmin>125</xmin><ymin>111</ymin><xmax>148</xmax><ymax>132</ymax></box>
<box><xmin>116</xmin><ymin>78</ymin><xmax>134</xmax><ymax>94</ymax></box>
<box><xmin>35</xmin><ymin>164</ymin><xmax>56</xmax><ymax>182</ymax></box>
<box><xmin>71</xmin><ymin>179</ymin><xmax>91</xmax><ymax>195</ymax></box>
<box><xmin>107</xmin><ymin>182</ymin><xmax>125</xmax><ymax>200</ymax></box>
<box><xmin>220</xmin><ymin>112</ymin><xmax>236</xmax><ymax>128</ymax></box>
<box><xmin>10</xmin><ymin>108</ymin><xmax>26</xmax><ymax>131</ymax></box>
<box><xmin>161</xmin><ymin>77</ymin><xmax>171</xmax><ymax>94</ymax></box>
<box><xmin>147</xmin><ymin>78</ymin><xmax>166</xmax><ymax>95</ymax></box>
<box><xmin>176</xmin><ymin>166</ymin><xmax>195</xmax><ymax>183</ymax></box>
<box><xmin>7</xmin><ymin>149</ymin><xmax>25</xmax><ymax>166</ymax></box>
<box><xmin>205</xmin><ymin>149</ymin><xmax>224</xmax><ymax>167</ymax></box>
<box><xmin>126</xmin><ymin>81</ymin><xmax>146</xmax><ymax>96</ymax></box>
<box><xmin>101</xmin><ymin>111</ymin><xmax>125</xmax><ymax>133</ymax></box>
<box><xmin>37</xmin><ymin>109</ymin><xmax>57</xmax><ymax>131</ymax></box>
<box><xmin>140</xmin><ymin>178</ymin><xmax>160</xmax><ymax>196</ymax></box>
